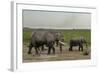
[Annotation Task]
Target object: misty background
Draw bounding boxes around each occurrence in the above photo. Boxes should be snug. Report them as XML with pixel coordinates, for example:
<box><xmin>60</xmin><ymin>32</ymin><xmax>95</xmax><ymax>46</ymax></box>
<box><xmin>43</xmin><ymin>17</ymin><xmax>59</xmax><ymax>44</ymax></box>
<box><xmin>23</xmin><ymin>10</ymin><xmax>91</xmax><ymax>29</ymax></box>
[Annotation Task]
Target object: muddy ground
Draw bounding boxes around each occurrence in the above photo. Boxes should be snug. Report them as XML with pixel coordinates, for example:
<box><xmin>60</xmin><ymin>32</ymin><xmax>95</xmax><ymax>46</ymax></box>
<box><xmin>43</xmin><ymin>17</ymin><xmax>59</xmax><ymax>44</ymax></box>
<box><xmin>23</xmin><ymin>43</ymin><xmax>91</xmax><ymax>63</ymax></box>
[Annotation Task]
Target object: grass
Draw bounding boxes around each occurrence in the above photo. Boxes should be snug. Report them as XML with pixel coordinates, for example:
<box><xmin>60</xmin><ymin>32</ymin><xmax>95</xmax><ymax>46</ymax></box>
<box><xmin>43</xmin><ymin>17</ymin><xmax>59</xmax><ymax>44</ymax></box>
<box><xmin>23</xmin><ymin>28</ymin><xmax>33</xmax><ymax>43</ymax></box>
<box><xmin>62</xmin><ymin>29</ymin><xmax>91</xmax><ymax>45</ymax></box>
<box><xmin>23</xmin><ymin>28</ymin><xmax>91</xmax><ymax>44</ymax></box>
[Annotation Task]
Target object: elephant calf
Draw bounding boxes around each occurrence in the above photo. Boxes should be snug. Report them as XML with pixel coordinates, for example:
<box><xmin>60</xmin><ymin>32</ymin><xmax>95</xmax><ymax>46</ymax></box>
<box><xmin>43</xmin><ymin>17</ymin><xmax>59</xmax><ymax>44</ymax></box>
<box><xmin>69</xmin><ymin>38</ymin><xmax>87</xmax><ymax>51</ymax></box>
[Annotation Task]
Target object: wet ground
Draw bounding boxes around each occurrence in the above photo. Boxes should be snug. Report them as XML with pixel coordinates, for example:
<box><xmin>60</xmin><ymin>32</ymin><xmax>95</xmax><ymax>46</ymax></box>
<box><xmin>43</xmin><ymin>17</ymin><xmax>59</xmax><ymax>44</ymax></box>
<box><xmin>23</xmin><ymin>43</ymin><xmax>91</xmax><ymax>63</ymax></box>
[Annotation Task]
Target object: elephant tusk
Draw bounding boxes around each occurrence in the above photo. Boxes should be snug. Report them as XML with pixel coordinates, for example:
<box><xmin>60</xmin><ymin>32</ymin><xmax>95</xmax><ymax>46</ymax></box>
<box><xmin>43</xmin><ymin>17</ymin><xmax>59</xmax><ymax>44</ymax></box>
<box><xmin>59</xmin><ymin>41</ymin><xmax>65</xmax><ymax>45</ymax></box>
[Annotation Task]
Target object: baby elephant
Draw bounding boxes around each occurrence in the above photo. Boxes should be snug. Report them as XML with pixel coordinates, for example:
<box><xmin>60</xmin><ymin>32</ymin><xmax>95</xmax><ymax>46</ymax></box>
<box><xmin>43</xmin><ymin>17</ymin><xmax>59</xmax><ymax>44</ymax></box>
<box><xmin>69</xmin><ymin>38</ymin><xmax>87</xmax><ymax>51</ymax></box>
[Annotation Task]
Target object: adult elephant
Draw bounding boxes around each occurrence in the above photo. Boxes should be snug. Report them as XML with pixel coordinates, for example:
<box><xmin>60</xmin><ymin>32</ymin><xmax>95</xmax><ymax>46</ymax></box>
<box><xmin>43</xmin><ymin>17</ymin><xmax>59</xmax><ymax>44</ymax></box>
<box><xmin>69</xmin><ymin>38</ymin><xmax>87</xmax><ymax>51</ymax></box>
<box><xmin>28</xmin><ymin>30</ymin><xmax>65</xmax><ymax>55</ymax></box>
<box><xmin>28</xmin><ymin>30</ymin><xmax>56</xmax><ymax>55</ymax></box>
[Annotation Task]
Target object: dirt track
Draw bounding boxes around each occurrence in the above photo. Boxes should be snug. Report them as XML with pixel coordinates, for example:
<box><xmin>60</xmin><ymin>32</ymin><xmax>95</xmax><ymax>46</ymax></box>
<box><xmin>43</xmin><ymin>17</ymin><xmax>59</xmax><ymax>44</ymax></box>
<box><xmin>23</xmin><ymin>43</ymin><xmax>90</xmax><ymax>63</ymax></box>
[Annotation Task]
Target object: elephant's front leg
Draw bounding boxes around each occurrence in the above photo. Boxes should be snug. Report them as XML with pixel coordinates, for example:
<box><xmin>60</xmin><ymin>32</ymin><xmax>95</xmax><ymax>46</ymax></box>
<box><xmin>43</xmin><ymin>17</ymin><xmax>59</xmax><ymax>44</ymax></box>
<box><xmin>35</xmin><ymin>47</ymin><xmax>39</xmax><ymax>55</ymax></box>
<box><xmin>69</xmin><ymin>45</ymin><xmax>73</xmax><ymax>51</ymax></box>
<box><xmin>80</xmin><ymin>45</ymin><xmax>83</xmax><ymax>51</ymax></box>
<box><xmin>60</xmin><ymin>44</ymin><xmax>62</xmax><ymax>53</ymax></box>
<box><xmin>78</xmin><ymin>46</ymin><xmax>81</xmax><ymax>51</ymax></box>
<box><xmin>47</xmin><ymin>47</ymin><xmax>51</xmax><ymax>55</ymax></box>
<box><xmin>79</xmin><ymin>45</ymin><xmax>83</xmax><ymax>51</ymax></box>
<box><xmin>52</xmin><ymin>46</ymin><xmax>55</xmax><ymax>54</ymax></box>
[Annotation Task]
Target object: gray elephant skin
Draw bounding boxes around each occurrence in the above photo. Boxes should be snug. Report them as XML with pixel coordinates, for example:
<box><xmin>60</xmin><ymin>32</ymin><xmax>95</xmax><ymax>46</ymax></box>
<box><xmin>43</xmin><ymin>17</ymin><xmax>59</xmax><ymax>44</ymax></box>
<box><xmin>69</xmin><ymin>38</ymin><xmax>87</xmax><ymax>51</ymax></box>
<box><xmin>28</xmin><ymin>30</ymin><xmax>63</xmax><ymax>55</ymax></box>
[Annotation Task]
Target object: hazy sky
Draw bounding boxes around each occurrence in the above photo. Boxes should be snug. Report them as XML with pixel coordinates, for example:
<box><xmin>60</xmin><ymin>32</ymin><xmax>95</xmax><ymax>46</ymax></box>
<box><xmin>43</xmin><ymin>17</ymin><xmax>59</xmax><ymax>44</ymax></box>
<box><xmin>23</xmin><ymin>10</ymin><xmax>91</xmax><ymax>29</ymax></box>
